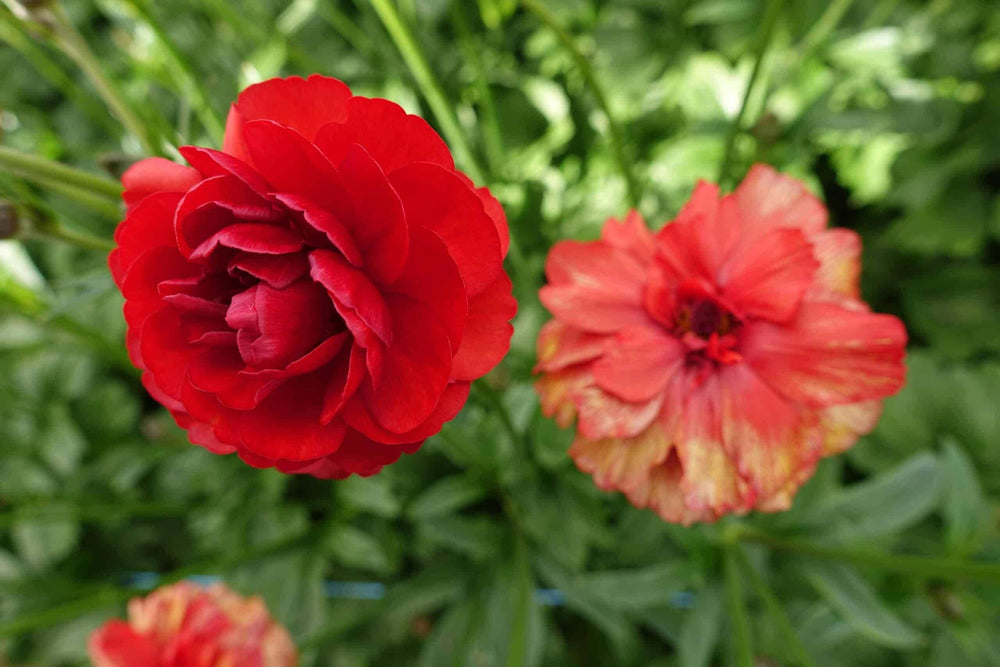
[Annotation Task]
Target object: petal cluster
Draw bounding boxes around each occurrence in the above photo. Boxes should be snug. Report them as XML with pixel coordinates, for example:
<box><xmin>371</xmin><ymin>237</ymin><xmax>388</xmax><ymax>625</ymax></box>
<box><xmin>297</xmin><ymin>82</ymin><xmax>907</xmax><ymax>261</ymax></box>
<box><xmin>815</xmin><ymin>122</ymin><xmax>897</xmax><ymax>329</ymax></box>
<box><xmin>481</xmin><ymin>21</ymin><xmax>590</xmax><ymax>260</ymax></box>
<box><xmin>535</xmin><ymin>165</ymin><xmax>907</xmax><ymax>524</ymax></box>
<box><xmin>88</xmin><ymin>581</ymin><xmax>297</xmax><ymax>667</ymax></box>
<box><xmin>113</xmin><ymin>75</ymin><xmax>516</xmax><ymax>478</ymax></box>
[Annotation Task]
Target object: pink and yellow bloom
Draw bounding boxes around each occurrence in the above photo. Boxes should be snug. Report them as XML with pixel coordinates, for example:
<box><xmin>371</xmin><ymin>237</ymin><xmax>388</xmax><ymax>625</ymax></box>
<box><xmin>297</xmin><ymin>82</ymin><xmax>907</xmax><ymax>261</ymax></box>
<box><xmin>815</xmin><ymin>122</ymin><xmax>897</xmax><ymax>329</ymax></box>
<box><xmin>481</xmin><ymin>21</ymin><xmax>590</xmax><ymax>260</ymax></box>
<box><xmin>535</xmin><ymin>165</ymin><xmax>907</xmax><ymax>524</ymax></box>
<box><xmin>88</xmin><ymin>581</ymin><xmax>297</xmax><ymax>667</ymax></box>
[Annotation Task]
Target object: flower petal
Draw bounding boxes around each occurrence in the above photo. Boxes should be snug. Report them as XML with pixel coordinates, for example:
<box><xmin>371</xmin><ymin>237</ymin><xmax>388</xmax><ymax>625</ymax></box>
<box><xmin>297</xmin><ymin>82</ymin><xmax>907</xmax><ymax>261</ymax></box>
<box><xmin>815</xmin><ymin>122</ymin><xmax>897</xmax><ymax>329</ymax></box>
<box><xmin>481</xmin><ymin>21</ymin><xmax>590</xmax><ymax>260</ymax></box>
<box><xmin>223</xmin><ymin>75</ymin><xmax>352</xmax><ymax>162</ymax></box>
<box><xmin>818</xmin><ymin>400</ymin><xmax>881</xmax><ymax>456</ymax></box>
<box><xmin>365</xmin><ymin>295</ymin><xmax>453</xmax><ymax>433</ymax></box>
<box><xmin>534</xmin><ymin>320</ymin><xmax>609</xmax><ymax>373</ymax></box>
<box><xmin>742</xmin><ymin>301</ymin><xmax>908</xmax><ymax>407</ymax></box>
<box><xmin>450</xmin><ymin>272</ymin><xmax>516</xmax><ymax>381</ymax></box>
<box><xmin>807</xmin><ymin>228</ymin><xmax>862</xmax><ymax>301</ymax></box>
<box><xmin>309</xmin><ymin>249</ymin><xmax>393</xmax><ymax>347</ymax></box>
<box><xmin>390</xmin><ymin>163</ymin><xmax>501</xmax><ymax>294</ymax></box>
<box><xmin>719</xmin><ymin>226</ymin><xmax>819</xmax><ymax>323</ymax></box>
<box><xmin>733</xmin><ymin>163</ymin><xmax>828</xmax><ymax>241</ymax></box>
<box><xmin>110</xmin><ymin>192</ymin><xmax>183</xmax><ymax>287</ymax></box>
<box><xmin>122</xmin><ymin>157</ymin><xmax>201</xmax><ymax>210</ymax></box>
<box><xmin>591</xmin><ymin>325</ymin><xmax>685</xmax><ymax>403</ymax></box>
<box><xmin>569</xmin><ymin>421</ymin><xmax>673</xmax><ymax>495</ymax></box>
<box><xmin>343</xmin><ymin>381</ymin><xmax>470</xmax><ymax>445</ymax></box>
<box><xmin>313</xmin><ymin>96</ymin><xmax>453</xmax><ymax>173</ymax></box>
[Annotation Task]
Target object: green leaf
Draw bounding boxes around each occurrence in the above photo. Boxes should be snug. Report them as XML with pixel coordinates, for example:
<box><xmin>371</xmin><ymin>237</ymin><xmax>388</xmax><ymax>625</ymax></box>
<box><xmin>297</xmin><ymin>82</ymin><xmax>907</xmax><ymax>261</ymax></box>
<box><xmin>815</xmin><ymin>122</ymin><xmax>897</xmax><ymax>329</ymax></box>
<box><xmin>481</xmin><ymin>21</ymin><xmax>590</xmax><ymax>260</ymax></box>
<box><xmin>38</xmin><ymin>403</ymin><xmax>87</xmax><ymax>478</ymax></box>
<box><xmin>325</xmin><ymin>525</ymin><xmax>394</xmax><ymax>575</ymax></box>
<box><xmin>12</xmin><ymin>518</ymin><xmax>80</xmax><ymax>570</ymax></box>
<box><xmin>940</xmin><ymin>437</ymin><xmax>988</xmax><ymax>554</ymax></box>
<box><xmin>0</xmin><ymin>548</ymin><xmax>24</xmax><ymax>582</ymax></box>
<box><xmin>573</xmin><ymin>561</ymin><xmax>698</xmax><ymax>611</ymax></box>
<box><xmin>336</xmin><ymin>475</ymin><xmax>401</xmax><ymax>518</ymax></box>
<box><xmin>678</xmin><ymin>585</ymin><xmax>724</xmax><ymax>667</ymax></box>
<box><xmin>813</xmin><ymin>453</ymin><xmax>940</xmax><ymax>540</ymax></box>
<box><xmin>418</xmin><ymin>515</ymin><xmax>504</xmax><ymax>561</ymax></box>
<box><xmin>803</xmin><ymin>562</ymin><xmax>924</xmax><ymax>650</ymax></box>
<box><xmin>406</xmin><ymin>474</ymin><xmax>488</xmax><ymax>519</ymax></box>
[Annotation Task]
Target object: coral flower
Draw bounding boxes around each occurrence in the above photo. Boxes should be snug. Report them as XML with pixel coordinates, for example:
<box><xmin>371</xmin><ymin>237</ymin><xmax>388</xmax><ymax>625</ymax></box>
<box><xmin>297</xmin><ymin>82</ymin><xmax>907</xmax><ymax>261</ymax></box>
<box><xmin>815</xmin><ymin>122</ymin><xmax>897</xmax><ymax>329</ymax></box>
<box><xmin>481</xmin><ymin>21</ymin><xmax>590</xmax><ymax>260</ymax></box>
<box><xmin>112</xmin><ymin>75</ymin><xmax>516</xmax><ymax>478</ymax></box>
<box><xmin>535</xmin><ymin>165</ymin><xmax>907</xmax><ymax>524</ymax></box>
<box><xmin>88</xmin><ymin>581</ymin><xmax>297</xmax><ymax>666</ymax></box>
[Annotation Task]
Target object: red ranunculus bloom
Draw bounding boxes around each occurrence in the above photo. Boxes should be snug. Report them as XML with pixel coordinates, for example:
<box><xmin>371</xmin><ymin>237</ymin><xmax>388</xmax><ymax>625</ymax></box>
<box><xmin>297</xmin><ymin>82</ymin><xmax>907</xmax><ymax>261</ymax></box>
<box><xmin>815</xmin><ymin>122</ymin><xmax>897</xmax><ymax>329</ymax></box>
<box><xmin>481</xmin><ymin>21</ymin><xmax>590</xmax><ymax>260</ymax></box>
<box><xmin>113</xmin><ymin>75</ymin><xmax>516</xmax><ymax>478</ymax></box>
<box><xmin>535</xmin><ymin>165</ymin><xmax>907</xmax><ymax>524</ymax></box>
<box><xmin>88</xmin><ymin>581</ymin><xmax>297</xmax><ymax>667</ymax></box>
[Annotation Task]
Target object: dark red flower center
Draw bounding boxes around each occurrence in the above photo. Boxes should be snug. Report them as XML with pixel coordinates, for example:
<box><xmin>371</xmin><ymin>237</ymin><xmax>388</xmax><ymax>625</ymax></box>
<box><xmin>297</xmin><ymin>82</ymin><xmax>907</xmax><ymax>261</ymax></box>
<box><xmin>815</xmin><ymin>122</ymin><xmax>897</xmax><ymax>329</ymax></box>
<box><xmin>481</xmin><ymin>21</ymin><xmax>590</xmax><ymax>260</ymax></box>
<box><xmin>673</xmin><ymin>288</ymin><xmax>742</xmax><ymax>366</ymax></box>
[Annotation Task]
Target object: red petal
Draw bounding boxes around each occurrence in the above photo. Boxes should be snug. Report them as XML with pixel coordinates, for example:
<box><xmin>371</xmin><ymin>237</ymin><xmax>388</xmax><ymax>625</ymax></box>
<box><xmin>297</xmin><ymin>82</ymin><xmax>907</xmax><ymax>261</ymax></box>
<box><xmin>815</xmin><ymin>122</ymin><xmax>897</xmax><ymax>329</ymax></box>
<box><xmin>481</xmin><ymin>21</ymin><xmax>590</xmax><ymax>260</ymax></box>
<box><xmin>223</xmin><ymin>75</ymin><xmax>352</xmax><ymax>162</ymax></box>
<box><xmin>388</xmin><ymin>226</ymin><xmax>467</xmax><ymax>354</ymax></box>
<box><xmin>139</xmin><ymin>308</ymin><xmax>198</xmax><ymax>401</ymax></box>
<box><xmin>273</xmin><ymin>193</ymin><xmax>362</xmax><ymax>265</ymax></box>
<box><xmin>390</xmin><ymin>163</ymin><xmax>501</xmax><ymax>294</ymax></box>
<box><xmin>474</xmin><ymin>185</ymin><xmax>510</xmax><ymax>258</ymax></box>
<box><xmin>187</xmin><ymin>346</ymin><xmax>281</xmax><ymax>410</ymax></box>
<box><xmin>188</xmin><ymin>222</ymin><xmax>303</xmax><ymax>262</ymax></box>
<box><xmin>807</xmin><ymin>228</ymin><xmax>862</xmax><ymax>301</ymax></box>
<box><xmin>110</xmin><ymin>192</ymin><xmax>183</xmax><ymax>287</ymax></box>
<box><xmin>178</xmin><ymin>145</ymin><xmax>270</xmax><ymax>194</ymax></box>
<box><xmin>338</xmin><ymin>144</ymin><xmax>409</xmax><ymax>285</ymax></box>
<box><xmin>733</xmin><ymin>163</ymin><xmax>828</xmax><ymax>241</ymax></box>
<box><xmin>228</xmin><ymin>252</ymin><xmax>310</xmax><ymax>289</ymax></box>
<box><xmin>539</xmin><ymin>239</ymin><xmax>652</xmax><ymax>334</ymax></box>
<box><xmin>343</xmin><ymin>381</ymin><xmax>470</xmax><ymax>445</ymax></box>
<box><xmin>88</xmin><ymin>619</ymin><xmax>161</xmax><ymax>667</ymax></box>
<box><xmin>309</xmin><ymin>249</ymin><xmax>393</xmax><ymax>347</ymax></box>
<box><xmin>654</xmin><ymin>190</ymin><xmax>740</xmax><ymax>287</ymax></box>
<box><xmin>174</xmin><ymin>175</ymin><xmax>281</xmax><ymax>259</ymax></box>
<box><xmin>364</xmin><ymin>294</ymin><xmax>453</xmax><ymax>433</ymax></box>
<box><xmin>122</xmin><ymin>157</ymin><xmax>201</xmax><ymax>210</ymax></box>
<box><xmin>322</xmin><ymin>343</ymin><xmax>366</xmax><ymax>424</ymax></box>
<box><xmin>719</xmin><ymin>227</ymin><xmax>819</xmax><ymax>323</ymax></box>
<box><xmin>742</xmin><ymin>301</ymin><xmax>908</xmax><ymax>407</ymax></box>
<box><xmin>600</xmin><ymin>209</ymin><xmax>655</xmax><ymax>263</ymax></box>
<box><xmin>450</xmin><ymin>272</ymin><xmax>516</xmax><ymax>380</ymax></box>
<box><xmin>592</xmin><ymin>326</ymin><xmax>685</xmax><ymax>402</ymax></box>
<box><xmin>240</xmin><ymin>120</ymin><xmax>355</xmax><ymax>222</ymax></box>
<box><xmin>534</xmin><ymin>320</ymin><xmax>609</xmax><ymax>373</ymax></box>
<box><xmin>313</xmin><ymin>96</ymin><xmax>453</xmax><ymax>173</ymax></box>
<box><xmin>570</xmin><ymin>422</ymin><xmax>673</xmax><ymax>495</ymax></box>
<box><xmin>282</xmin><ymin>431</ymin><xmax>421</xmax><ymax>479</ymax></box>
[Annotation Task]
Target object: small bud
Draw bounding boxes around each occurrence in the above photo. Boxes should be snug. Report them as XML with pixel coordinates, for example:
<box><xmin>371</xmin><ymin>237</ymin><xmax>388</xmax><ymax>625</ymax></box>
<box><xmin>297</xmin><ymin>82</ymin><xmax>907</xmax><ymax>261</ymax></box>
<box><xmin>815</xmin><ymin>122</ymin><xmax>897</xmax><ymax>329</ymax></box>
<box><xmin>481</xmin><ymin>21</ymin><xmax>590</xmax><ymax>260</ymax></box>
<box><xmin>750</xmin><ymin>111</ymin><xmax>782</xmax><ymax>148</ymax></box>
<box><xmin>0</xmin><ymin>202</ymin><xmax>19</xmax><ymax>239</ymax></box>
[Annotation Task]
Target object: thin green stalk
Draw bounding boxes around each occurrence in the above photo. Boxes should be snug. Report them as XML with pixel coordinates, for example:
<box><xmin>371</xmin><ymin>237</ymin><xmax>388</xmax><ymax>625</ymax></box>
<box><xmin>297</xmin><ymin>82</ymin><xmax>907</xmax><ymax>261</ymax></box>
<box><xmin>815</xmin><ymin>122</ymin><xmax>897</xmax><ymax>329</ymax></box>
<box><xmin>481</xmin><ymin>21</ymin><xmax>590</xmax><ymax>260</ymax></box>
<box><xmin>521</xmin><ymin>0</ymin><xmax>640</xmax><ymax>207</ymax></box>
<box><xmin>740</xmin><ymin>532</ymin><xmax>1000</xmax><ymax>584</ymax></box>
<box><xmin>37</xmin><ymin>3</ymin><xmax>160</xmax><ymax>155</ymax></box>
<box><xmin>717</xmin><ymin>0</ymin><xmax>784</xmax><ymax>186</ymax></box>
<box><xmin>0</xmin><ymin>146</ymin><xmax>122</xmax><ymax>200</ymax></box>
<box><xmin>117</xmin><ymin>0</ymin><xmax>225</xmax><ymax>142</ymax></box>
<box><xmin>862</xmin><ymin>0</ymin><xmax>900</xmax><ymax>29</ymax></box>
<box><xmin>316</xmin><ymin>2</ymin><xmax>376</xmax><ymax>56</ymax></box>
<box><xmin>724</xmin><ymin>545</ymin><xmax>755</xmax><ymax>667</ymax></box>
<box><xmin>798</xmin><ymin>0</ymin><xmax>855</xmax><ymax>54</ymax></box>
<box><xmin>0</xmin><ymin>9</ymin><xmax>119</xmax><ymax>134</ymax></box>
<box><xmin>368</xmin><ymin>0</ymin><xmax>485</xmax><ymax>184</ymax></box>
<box><xmin>0</xmin><ymin>533</ymin><xmax>309</xmax><ymax>638</ymax></box>
<box><xmin>32</xmin><ymin>179</ymin><xmax>122</xmax><ymax>219</ymax></box>
<box><xmin>736</xmin><ymin>547</ymin><xmax>817</xmax><ymax>667</ymax></box>
<box><xmin>471</xmin><ymin>380</ymin><xmax>522</xmax><ymax>454</ymax></box>
<box><xmin>29</xmin><ymin>218</ymin><xmax>115</xmax><ymax>252</ymax></box>
<box><xmin>451</xmin><ymin>2</ymin><xmax>505</xmax><ymax>179</ymax></box>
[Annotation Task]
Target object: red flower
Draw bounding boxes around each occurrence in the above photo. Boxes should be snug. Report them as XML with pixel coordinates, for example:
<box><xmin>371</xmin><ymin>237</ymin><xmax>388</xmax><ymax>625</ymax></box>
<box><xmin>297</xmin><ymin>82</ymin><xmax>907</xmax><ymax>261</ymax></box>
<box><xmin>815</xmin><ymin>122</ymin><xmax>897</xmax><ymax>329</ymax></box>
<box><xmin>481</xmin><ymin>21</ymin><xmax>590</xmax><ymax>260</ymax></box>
<box><xmin>88</xmin><ymin>581</ymin><xmax>297</xmax><ymax>667</ymax></box>
<box><xmin>535</xmin><ymin>165</ymin><xmax>907</xmax><ymax>524</ymax></box>
<box><xmin>112</xmin><ymin>75</ymin><xmax>516</xmax><ymax>478</ymax></box>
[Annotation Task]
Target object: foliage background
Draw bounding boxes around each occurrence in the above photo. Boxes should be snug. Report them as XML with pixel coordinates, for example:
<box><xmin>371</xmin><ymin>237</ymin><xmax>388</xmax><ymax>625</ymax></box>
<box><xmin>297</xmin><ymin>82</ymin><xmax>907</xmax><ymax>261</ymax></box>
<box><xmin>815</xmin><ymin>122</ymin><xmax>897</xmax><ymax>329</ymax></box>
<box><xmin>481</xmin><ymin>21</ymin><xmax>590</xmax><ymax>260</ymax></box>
<box><xmin>1</xmin><ymin>0</ymin><xmax>999</xmax><ymax>665</ymax></box>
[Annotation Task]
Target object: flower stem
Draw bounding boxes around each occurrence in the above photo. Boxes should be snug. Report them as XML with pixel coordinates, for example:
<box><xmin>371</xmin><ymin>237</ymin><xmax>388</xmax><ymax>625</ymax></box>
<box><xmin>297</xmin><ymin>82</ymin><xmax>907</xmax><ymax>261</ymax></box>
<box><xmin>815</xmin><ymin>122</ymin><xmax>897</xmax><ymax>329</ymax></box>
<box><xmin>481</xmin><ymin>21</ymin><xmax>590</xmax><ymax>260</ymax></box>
<box><xmin>520</xmin><ymin>0</ymin><xmax>641</xmax><ymax>208</ymax></box>
<box><xmin>29</xmin><ymin>217</ymin><xmax>115</xmax><ymax>252</ymax></box>
<box><xmin>368</xmin><ymin>0</ymin><xmax>486</xmax><ymax>185</ymax></box>
<box><xmin>798</xmin><ymin>0</ymin><xmax>855</xmax><ymax>54</ymax></box>
<box><xmin>723</xmin><ymin>544</ymin><xmax>755</xmax><ymax>667</ymax></box>
<box><xmin>736</xmin><ymin>546</ymin><xmax>817</xmax><ymax>667</ymax></box>
<box><xmin>43</xmin><ymin>3</ymin><xmax>163</xmax><ymax>156</ymax></box>
<box><xmin>0</xmin><ymin>146</ymin><xmax>123</xmax><ymax>201</ymax></box>
<box><xmin>740</xmin><ymin>532</ymin><xmax>1000</xmax><ymax>584</ymax></box>
<box><xmin>117</xmin><ymin>0</ymin><xmax>225</xmax><ymax>143</ymax></box>
<box><xmin>717</xmin><ymin>0</ymin><xmax>784</xmax><ymax>186</ymax></box>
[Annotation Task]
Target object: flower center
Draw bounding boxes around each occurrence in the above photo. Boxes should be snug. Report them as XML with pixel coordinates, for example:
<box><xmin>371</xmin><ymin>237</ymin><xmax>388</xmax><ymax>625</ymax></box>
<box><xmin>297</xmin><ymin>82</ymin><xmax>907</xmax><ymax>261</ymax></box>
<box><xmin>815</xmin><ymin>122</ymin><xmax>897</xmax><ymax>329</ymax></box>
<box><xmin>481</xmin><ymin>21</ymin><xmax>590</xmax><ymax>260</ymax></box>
<box><xmin>673</xmin><ymin>293</ymin><xmax>742</xmax><ymax>366</ymax></box>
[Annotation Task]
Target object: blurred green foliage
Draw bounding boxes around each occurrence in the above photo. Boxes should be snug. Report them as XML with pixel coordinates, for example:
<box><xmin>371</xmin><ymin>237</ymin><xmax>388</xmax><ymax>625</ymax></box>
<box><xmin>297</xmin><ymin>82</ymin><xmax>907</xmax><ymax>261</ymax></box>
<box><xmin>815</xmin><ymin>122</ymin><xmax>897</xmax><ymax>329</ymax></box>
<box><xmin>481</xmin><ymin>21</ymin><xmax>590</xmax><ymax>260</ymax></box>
<box><xmin>1</xmin><ymin>0</ymin><xmax>1000</xmax><ymax>665</ymax></box>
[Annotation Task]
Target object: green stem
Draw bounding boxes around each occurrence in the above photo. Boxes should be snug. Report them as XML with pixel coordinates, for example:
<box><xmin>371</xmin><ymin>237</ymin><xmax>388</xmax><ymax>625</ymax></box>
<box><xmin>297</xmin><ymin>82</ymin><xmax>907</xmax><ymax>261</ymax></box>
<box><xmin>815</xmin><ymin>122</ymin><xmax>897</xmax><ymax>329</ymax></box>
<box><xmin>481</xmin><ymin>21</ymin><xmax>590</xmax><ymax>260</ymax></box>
<box><xmin>471</xmin><ymin>380</ymin><xmax>522</xmax><ymax>453</ymax></box>
<box><xmin>29</xmin><ymin>218</ymin><xmax>115</xmax><ymax>252</ymax></box>
<box><xmin>35</xmin><ymin>179</ymin><xmax>122</xmax><ymax>219</ymax></box>
<box><xmin>451</xmin><ymin>2</ymin><xmax>505</xmax><ymax>179</ymax></box>
<box><xmin>368</xmin><ymin>0</ymin><xmax>486</xmax><ymax>184</ymax></box>
<box><xmin>0</xmin><ymin>533</ymin><xmax>309</xmax><ymax>638</ymax></box>
<box><xmin>798</xmin><ymin>0</ymin><xmax>854</xmax><ymax>54</ymax></box>
<box><xmin>117</xmin><ymin>0</ymin><xmax>225</xmax><ymax>142</ymax></box>
<box><xmin>736</xmin><ymin>547</ymin><xmax>817</xmax><ymax>667</ymax></box>
<box><xmin>717</xmin><ymin>0</ymin><xmax>784</xmax><ymax>186</ymax></box>
<box><xmin>724</xmin><ymin>545</ymin><xmax>755</xmax><ymax>667</ymax></box>
<box><xmin>740</xmin><ymin>532</ymin><xmax>1000</xmax><ymax>584</ymax></box>
<box><xmin>39</xmin><ymin>4</ymin><xmax>161</xmax><ymax>155</ymax></box>
<box><xmin>316</xmin><ymin>2</ymin><xmax>376</xmax><ymax>57</ymax></box>
<box><xmin>521</xmin><ymin>0</ymin><xmax>640</xmax><ymax>208</ymax></box>
<box><xmin>0</xmin><ymin>146</ymin><xmax>122</xmax><ymax>200</ymax></box>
